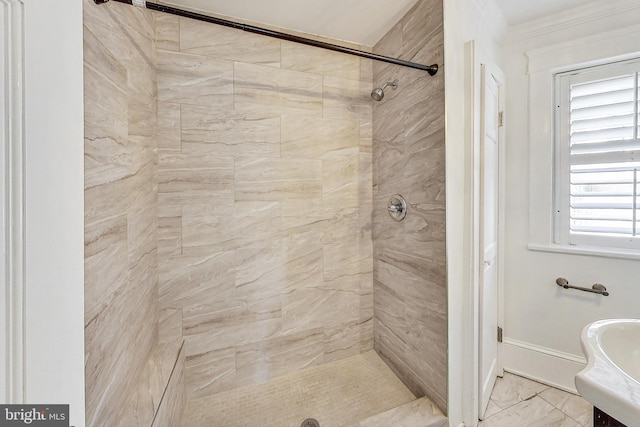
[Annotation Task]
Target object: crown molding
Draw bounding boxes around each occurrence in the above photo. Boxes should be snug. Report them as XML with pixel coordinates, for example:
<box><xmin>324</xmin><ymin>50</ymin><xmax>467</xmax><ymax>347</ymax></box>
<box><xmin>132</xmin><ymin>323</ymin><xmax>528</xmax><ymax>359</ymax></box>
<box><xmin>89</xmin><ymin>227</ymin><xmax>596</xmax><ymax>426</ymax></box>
<box><xmin>505</xmin><ymin>0</ymin><xmax>640</xmax><ymax>45</ymax></box>
<box><xmin>526</xmin><ymin>24</ymin><xmax>640</xmax><ymax>74</ymax></box>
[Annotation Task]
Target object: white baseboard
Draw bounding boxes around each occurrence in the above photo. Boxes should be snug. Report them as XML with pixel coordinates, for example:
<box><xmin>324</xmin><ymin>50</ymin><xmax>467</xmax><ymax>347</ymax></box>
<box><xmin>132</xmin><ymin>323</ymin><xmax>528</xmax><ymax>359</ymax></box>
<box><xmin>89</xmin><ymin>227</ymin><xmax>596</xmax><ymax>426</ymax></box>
<box><xmin>501</xmin><ymin>338</ymin><xmax>586</xmax><ymax>394</ymax></box>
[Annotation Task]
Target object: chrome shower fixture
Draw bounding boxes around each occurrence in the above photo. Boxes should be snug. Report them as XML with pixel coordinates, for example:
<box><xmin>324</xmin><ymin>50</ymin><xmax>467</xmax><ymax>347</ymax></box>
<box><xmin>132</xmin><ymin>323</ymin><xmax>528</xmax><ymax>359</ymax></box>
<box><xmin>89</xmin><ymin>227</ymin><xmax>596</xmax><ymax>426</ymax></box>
<box><xmin>371</xmin><ymin>80</ymin><xmax>399</xmax><ymax>101</ymax></box>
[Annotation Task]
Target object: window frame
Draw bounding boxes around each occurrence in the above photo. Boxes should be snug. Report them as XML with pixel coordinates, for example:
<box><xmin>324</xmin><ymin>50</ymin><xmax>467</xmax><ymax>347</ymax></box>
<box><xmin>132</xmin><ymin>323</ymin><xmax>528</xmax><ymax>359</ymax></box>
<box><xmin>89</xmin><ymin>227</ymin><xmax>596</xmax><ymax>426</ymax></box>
<box><xmin>524</xmin><ymin>26</ymin><xmax>640</xmax><ymax>260</ymax></box>
<box><xmin>553</xmin><ymin>59</ymin><xmax>640</xmax><ymax>251</ymax></box>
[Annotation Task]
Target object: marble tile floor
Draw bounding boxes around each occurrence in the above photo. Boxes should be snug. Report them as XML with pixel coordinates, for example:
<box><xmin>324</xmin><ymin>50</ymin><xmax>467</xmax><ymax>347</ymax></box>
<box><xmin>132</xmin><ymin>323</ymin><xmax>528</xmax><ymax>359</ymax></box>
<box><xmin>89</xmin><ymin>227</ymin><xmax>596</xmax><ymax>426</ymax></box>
<box><xmin>480</xmin><ymin>372</ymin><xmax>593</xmax><ymax>427</ymax></box>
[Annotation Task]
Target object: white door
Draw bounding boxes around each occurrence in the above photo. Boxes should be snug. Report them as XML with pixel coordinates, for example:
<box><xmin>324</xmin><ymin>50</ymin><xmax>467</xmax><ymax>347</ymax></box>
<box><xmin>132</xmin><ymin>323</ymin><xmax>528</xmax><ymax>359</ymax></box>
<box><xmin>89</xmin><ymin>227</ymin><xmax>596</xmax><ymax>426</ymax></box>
<box><xmin>478</xmin><ymin>64</ymin><xmax>503</xmax><ymax>419</ymax></box>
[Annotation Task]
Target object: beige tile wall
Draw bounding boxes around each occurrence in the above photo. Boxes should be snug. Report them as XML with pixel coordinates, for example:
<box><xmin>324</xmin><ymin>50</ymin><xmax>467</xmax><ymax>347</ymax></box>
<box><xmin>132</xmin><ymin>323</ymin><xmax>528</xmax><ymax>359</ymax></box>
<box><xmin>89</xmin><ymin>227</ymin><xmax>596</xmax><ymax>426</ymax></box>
<box><xmin>372</xmin><ymin>0</ymin><xmax>447</xmax><ymax>414</ymax></box>
<box><xmin>85</xmin><ymin>0</ymin><xmax>447</xmax><ymax>419</ymax></box>
<box><xmin>84</xmin><ymin>1</ymin><xmax>184</xmax><ymax>426</ymax></box>
<box><xmin>154</xmin><ymin>15</ymin><xmax>374</xmax><ymax>400</ymax></box>
<box><xmin>84</xmin><ymin>1</ymin><xmax>160</xmax><ymax>425</ymax></box>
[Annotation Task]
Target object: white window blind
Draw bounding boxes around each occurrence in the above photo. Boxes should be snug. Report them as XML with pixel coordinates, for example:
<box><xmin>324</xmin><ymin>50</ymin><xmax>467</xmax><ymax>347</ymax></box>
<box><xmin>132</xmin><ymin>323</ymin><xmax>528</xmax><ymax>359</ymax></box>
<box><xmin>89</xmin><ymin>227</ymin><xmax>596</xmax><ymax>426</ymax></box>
<box><xmin>555</xmin><ymin>60</ymin><xmax>640</xmax><ymax>249</ymax></box>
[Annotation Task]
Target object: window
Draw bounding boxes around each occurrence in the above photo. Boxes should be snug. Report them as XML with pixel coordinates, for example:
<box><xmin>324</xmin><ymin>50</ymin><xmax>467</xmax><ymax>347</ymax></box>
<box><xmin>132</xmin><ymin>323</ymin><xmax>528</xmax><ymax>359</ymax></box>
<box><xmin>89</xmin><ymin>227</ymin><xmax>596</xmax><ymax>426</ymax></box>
<box><xmin>555</xmin><ymin>59</ymin><xmax>640</xmax><ymax>250</ymax></box>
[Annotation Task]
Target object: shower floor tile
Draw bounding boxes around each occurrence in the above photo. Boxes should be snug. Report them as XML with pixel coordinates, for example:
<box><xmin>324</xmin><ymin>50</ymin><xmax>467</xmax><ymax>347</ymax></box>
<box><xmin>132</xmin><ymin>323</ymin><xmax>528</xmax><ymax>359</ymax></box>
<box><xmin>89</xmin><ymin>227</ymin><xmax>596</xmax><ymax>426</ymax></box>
<box><xmin>180</xmin><ymin>350</ymin><xmax>418</xmax><ymax>427</ymax></box>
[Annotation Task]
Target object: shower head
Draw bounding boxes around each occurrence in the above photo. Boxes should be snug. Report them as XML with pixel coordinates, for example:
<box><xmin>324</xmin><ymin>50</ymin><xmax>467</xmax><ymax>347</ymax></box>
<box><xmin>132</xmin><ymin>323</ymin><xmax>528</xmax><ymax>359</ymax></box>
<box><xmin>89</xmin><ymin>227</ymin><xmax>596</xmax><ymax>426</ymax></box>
<box><xmin>371</xmin><ymin>80</ymin><xmax>399</xmax><ymax>101</ymax></box>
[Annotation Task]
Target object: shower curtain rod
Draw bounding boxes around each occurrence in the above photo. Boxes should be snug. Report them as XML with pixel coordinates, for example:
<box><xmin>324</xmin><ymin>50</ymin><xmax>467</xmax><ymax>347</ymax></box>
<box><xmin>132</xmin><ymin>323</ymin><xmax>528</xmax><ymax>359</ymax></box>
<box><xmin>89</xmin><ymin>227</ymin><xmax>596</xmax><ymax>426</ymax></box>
<box><xmin>94</xmin><ymin>0</ymin><xmax>439</xmax><ymax>75</ymax></box>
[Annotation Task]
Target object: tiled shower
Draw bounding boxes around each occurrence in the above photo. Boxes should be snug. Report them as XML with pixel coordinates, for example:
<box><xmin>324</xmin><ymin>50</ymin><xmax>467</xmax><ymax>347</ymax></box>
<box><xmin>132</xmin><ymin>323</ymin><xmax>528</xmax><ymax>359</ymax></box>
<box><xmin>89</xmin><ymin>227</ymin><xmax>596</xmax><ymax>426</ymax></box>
<box><xmin>83</xmin><ymin>0</ymin><xmax>445</xmax><ymax>424</ymax></box>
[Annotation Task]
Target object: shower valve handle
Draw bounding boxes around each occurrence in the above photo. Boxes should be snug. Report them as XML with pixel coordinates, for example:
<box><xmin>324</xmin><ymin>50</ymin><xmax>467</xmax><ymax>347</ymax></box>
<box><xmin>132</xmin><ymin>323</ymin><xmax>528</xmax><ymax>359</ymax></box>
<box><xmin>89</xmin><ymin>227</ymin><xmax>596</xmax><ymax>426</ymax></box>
<box><xmin>387</xmin><ymin>204</ymin><xmax>403</xmax><ymax>213</ymax></box>
<box><xmin>387</xmin><ymin>195</ymin><xmax>408</xmax><ymax>222</ymax></box>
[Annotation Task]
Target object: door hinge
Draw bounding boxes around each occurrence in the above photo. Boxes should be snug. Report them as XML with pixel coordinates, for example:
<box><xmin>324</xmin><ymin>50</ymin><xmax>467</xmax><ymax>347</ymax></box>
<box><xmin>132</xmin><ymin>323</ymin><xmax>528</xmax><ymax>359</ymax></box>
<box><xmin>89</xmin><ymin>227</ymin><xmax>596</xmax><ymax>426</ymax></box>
<box><xmin>498</xmin><ymin>111</ymin><xmax>504</xmax><ymax>127</ymax></box>
<box><xmin>497</xmin><ymin>326</ymin><xmax>503</xmax><ymax>343</ymax></box>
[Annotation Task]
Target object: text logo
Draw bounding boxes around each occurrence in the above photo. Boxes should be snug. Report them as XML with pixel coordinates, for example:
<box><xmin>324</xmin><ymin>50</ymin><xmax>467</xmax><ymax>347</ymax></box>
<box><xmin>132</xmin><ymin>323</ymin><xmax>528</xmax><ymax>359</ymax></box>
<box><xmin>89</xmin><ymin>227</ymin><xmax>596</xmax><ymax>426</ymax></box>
<box><xmin>0</xmin><ymin>405</ymin><xmax>69</xmax><ymax>427</ymax></box>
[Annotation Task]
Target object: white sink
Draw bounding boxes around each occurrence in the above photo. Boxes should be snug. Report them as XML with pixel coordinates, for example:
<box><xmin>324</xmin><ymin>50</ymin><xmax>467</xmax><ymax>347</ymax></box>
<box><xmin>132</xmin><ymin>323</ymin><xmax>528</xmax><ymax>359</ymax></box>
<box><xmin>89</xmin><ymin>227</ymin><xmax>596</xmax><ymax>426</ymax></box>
<box><xmin>575</xmin><ymin>319</ymin><xmax>640</xmax><ymax>426</ymax></box>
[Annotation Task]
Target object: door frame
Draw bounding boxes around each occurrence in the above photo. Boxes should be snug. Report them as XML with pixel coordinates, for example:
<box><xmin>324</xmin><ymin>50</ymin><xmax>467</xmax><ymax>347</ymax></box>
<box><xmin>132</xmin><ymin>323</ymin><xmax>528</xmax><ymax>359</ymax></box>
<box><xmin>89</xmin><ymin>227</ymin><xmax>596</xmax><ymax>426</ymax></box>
<box><xmin>2</xmin><ymin>1</ymin><xmax>85</xmax><ymax>423</ymax></box>
<box><xmin>2</xmin><ymin>0</ymin><xmax>26</xmax><ymax>404</ymax></box>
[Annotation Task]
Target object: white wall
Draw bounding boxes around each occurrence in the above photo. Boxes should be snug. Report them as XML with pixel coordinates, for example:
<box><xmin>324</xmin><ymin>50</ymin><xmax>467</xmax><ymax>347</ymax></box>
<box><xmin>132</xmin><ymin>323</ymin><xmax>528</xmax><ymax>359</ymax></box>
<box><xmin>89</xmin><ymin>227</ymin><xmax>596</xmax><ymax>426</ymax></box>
<box><xmin>444</xmin><ymin>0</ymin><xmax>505</xmax><ymax>425</ymax></box>
<box><xmin>502</xmin><ymin>0</ymin><xmax>640</xmax><ymax>392</ymax></box>
<box><xmin>22</xmin><ymin>0</ymin><xmax>85</xmax><ymax>424</ymax></box>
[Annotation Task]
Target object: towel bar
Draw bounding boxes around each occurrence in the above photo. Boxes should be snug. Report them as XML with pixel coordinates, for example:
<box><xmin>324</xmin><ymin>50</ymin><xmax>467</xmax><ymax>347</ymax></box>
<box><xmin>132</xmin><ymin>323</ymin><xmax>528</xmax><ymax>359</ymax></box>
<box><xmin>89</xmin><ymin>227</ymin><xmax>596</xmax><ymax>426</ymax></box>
<box><xmin>556</xmin><ymin>277</ymin><xmax>609</xmax><ymax>296</ymax></box>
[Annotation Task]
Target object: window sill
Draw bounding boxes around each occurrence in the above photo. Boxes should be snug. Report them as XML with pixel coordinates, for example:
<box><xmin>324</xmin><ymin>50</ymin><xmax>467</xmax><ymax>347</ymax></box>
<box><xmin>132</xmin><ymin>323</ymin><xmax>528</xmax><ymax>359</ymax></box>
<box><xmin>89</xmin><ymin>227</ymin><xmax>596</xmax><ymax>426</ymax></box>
<box><xmin>528</xmin><ymin>243</ymin><xmax>640</xmax><ymax>261</ymax></box>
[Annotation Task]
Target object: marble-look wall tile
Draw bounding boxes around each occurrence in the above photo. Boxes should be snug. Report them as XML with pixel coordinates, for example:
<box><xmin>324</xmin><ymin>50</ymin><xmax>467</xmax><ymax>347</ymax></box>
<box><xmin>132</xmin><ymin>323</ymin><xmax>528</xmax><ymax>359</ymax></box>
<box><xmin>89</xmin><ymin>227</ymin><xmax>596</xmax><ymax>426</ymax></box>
<box><xmin>324</xmin><ymin>319</ymin><xmax>373</xmax><ymax>362</ymax></box>
<box><xmin>84</xmin><ymin>263</ymin><xmax>157</xmax><ymax>426</ymax></box>
<box><xmin>158</xmin><ymin>205</ymin><xmax>181</xmax><ymax>256</ymax></box>
<box><xmin>233</xmin><ymin>246</ymin><xmax>288</xmax><ymax>323</ymax></box>
<box><xmin>84</xmin><ymin>67</ymin><xmax>130</xmax><ymax>190</ymax></box>
<box><xmin>322</xmin><ymin>207</ymin><xmax>361</xmax><ymax>244</ymax></box>
<box><xmin>83</xmin><ymin>0</ymin><xmax>144</xmax><ymax>69</ymax></box>
<box><xmin>155</xmin><ymin>14</ymin><xmax>180</xmax><ymax>52</ymax></box>
<box><xmin>184</xmin><ymin>317</ymin><xmax>283</xmax><ymax>357</ymax></box>
<box><xmin>360</xmin><ymin>58</ymin><xmax>374</xmax><ymax>87</ymax></box>
<box><xmin>84</xmin><ymin>2</ymin><xmax>173</xmax><ymax>426</ymax></box>
<box><xmin>322</xmin><ymin>147</ymin><xmax>359</xmax><ymax>207</ymax></box>
<box><xmin>324</xmin><ymin>237</ymin><xmax>370</xmax><ymax>282</ymax></box>
<box><xmin>182</xmin><ymin>298</ymin><xmax>281</xmax><ymax>340</ymax></box>
<box><xmin>359</xmin><ymin>107</ymin><xmax>373</xmax><ymax>153</ymax></box>
<box><xmin>235</xmin><ymin>330</ymin><xmax>324</xmax><ymax>386</ymax></box>
<box><xmin>158</xmin><ymin>152</ymin><xmax>234</xmax><ymax>205</ymax></box>
<box><xmin>372</xmin><ymin>0</ymin><xmax>447</xmax><ymax>415</ymax></box>
<box><xmin>400</xmin><ymin>0</ymin><xmax>443</xmax><ymax>65</ymax></box>
<box><xmin>281</xmin><ymin>41</ymin><xmax>360</xmax><ymax>80</ymax></box>
<box><xmin>235</xmin><ymin>157</ymin><xmax>322</xmax><ymax>182</ymax></box>
<box><xmin>376</xmin><ymin>260</ymin><xmax>446</xmax><ymax>318</ymax></box>
<box><xmin>106</xmin><ymin>1</ymin><xmax>155</xmax><ymax>62</ymax></box>
<box><xmin>180</xmin><ymin>18</ymin><xmax>280</xmax><ymax>67</ymax></box>
<box><xmin>181</xmin><ymin>201</ymin><xmax>281</xmax><ymax>252</ymax></box>
<box><xmin>281</xmin><ymin>115</ymin><xmax>359</xmax><ymax>159</ymax></box>
<box><xmin>84</xmin><ymin>214</ymin><xmax>128</xmax><ymax>324</ymax></box>
<box><xmin>84</xmin><ymin>175</ymin><xmax>136</xmax><ymax>223</ymax></box>
<box><xmin>234</xmin><ymin>61</ymin><xmax>323</xmax><ymax>116</ymax></box>
<box><xmin>159</xmin><ymin>251</ymin><xmax>236</xmax><ymax>314</ymax></box>
<box><xmin>359</xmin><ymin>152</ymin><xmax>373</xmax><ymax>203</ymax></box>
<box><xmin>181</xmin><ymin>105</ymin><xmax>281</xmax><ymax>158</ymax></box>
<box><xmin>359</xmin><ymin>285</ymin><xmax>374</xmax><ymax>331</ymax></box>
<box><xmin>235</xmin><ymin>157</ymin><xmax>322</xmax><ymax>201</ymax></box>
<box><xmin>116</xmin><ymin>310</ymin><xmax>184</xmax><ymax>427</ymax></box>
<box><xmin>186</xmin><ymin>347</ymin><xmax>236</xmax><ymax>399</ymax></box>
<box><xmin>359</xmin><ymin>59</ymin><xmax>374</xmax><ymax>154</ymax></box>
<box><xmin>157</xmin><ymin>49</ymin><xmax>234</xmax><ymax>108</ymax></box>
<box><xmin>323</xmin><ymin>76</ymin><xmax>371</xmax><ymax>120</ymax></box>
<box><xmin>157</xmin><ymin>102</ymin><xmax>181</xmax><ymax>152</ymax></box>
<box><xmin>151</xmin><ymin>344</ymin><xmax>186</xmax><ymax>427</ymax></box>
<box><xmin>127</xmin><ymin>182</ymin><xmax>158</xmax><ymax>267</ymax></box>
<box><xmin>281</xmin><ymin>230</ymin><xmax>324</xmax><ymax>290</ymax></box>
<box><xmin>404</xmin><ymin>86</ymin><xmax>445</xmax><ymax>153</ymax></box>
<box><xmin>283</xmin><ymin>288</ymin><xmax>360</xmax><ymax>333</ymax></box>
<box><xmin>128</xmin><ymin>100</ymin><xmax>157</xmax><ymax>149</ymax></box>
<box><xmin>374</xmin><ymin>20</ymin><xmax>402</xmax><ymax>59</ymax></box>
<box><xmin>280</xmin><ymin>199</ymin><xmax>330</xmax><ymax>236</ymax></box>
<box><xmin>154</xmin><ymin>11</ymin><xmax>373</xmax><ymax>400</ymax></box>
<box><xmin>404</xmin><ymin>205</ymin><xmax>446</xmax><ymax>260</ymax></box>
<box><xmin>377</xmin><ymin>246</ymin><xmax>446</xmax><ymax>308</ymax></box>
<box><xmin>83</xmin><ymin>24</ymin><xmax>128</xmax><ymax>93</ymax></box>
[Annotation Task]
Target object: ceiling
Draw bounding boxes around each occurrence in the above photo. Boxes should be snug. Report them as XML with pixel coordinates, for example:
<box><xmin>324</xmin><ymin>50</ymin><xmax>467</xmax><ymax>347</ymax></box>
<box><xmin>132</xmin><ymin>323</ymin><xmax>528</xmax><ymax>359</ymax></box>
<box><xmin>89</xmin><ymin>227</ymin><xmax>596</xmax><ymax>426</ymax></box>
<box><xmin>493</xmin><ymin>0</ymin><xmax>587</xmax><ymax>26</ymax></box>
<box><xmin>160</xmin><ymin>0</ymin><xmax>588</xmax><ymax>46</ymax></box>
<box><xmin>159</xmin><ymin>0</ymin><xmax>421</xmax><ymax>47</ymax></box>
